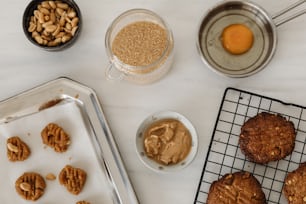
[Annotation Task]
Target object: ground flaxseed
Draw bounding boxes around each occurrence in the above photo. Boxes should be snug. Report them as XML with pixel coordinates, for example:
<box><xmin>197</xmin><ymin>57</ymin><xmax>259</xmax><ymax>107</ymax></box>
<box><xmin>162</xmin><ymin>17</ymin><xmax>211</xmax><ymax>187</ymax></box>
<box><xmin>111</xmin><ymin>21</ymin><xmax>168</xmax><ymax>67</ymax></box>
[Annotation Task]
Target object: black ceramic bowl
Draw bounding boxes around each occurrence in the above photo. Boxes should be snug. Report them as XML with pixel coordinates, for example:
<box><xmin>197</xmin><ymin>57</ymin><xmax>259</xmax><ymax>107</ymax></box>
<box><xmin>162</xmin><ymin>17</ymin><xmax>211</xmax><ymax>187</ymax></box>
<box><xmin>22</xmin><ymin>0</ymin><xmax>82</xmax><ymax>51</ymax></box>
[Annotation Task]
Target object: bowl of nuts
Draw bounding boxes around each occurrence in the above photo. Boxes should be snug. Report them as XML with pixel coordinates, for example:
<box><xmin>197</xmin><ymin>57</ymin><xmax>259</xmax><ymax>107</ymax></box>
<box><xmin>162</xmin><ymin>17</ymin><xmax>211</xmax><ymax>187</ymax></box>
<box><xmin>22</xmin><ymin>0</ymin><xmax>82</xmax><ymax>51</ymax></box>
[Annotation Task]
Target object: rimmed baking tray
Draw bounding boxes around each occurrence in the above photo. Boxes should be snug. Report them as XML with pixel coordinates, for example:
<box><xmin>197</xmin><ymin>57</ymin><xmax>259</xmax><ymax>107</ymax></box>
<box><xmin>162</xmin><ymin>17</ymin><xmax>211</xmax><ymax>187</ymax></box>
<box><xmin>0</xmin><ymin>77</ymin><xmax>139</xmax><ymax>204</ymax></box>
<box><xmin>194</xmin><ymin>87</ymin><xmax>306</xmax><ymax>204</ymax></box>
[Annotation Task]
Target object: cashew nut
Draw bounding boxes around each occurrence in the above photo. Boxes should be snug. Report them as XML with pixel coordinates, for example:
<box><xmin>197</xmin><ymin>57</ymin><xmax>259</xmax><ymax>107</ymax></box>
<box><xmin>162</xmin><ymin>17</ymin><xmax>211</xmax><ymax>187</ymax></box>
<box><xmin>20</xmin><ymin>182</ymin><xmax>31</xmax><ymax>191</ymax></box>
<box><xmin>7</xmin><ymin>143</ymin><xmax>19</xmax><ymax>153</ymax></box>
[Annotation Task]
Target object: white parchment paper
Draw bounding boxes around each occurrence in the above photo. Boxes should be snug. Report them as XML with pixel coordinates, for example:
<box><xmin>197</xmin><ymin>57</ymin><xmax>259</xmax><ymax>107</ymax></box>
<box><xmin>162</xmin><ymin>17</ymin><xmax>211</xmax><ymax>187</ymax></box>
<box><xmin>0</xmin><ymin>102</ymin><xmax>114</xmax><ymax>204</ymax></box>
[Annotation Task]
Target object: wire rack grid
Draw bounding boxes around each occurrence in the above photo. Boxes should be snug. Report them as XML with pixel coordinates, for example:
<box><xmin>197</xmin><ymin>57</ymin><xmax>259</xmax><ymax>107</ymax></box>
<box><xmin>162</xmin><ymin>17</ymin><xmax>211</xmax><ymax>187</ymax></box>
<box><xmin>194</xmin><ymin>87</ymin><xmax>306</xmax><ymax>204</ymax></box>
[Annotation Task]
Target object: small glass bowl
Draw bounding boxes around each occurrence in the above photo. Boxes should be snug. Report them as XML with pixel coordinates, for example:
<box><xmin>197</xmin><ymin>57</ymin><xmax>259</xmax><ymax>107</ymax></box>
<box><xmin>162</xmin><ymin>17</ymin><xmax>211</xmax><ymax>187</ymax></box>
<box><xmin>105</xmin><ymin>9</ymin><xmax>174</xmax><ymax>84</ymax></box>
<box><xmin>136</xmin><ymin>111</ymin><xmax>198</xmax><ymax>173</ymax></box>
<box><xmin>22</xmin><ymin>0</ymin><xmax>82</xmax><ymax>51</ymax></box>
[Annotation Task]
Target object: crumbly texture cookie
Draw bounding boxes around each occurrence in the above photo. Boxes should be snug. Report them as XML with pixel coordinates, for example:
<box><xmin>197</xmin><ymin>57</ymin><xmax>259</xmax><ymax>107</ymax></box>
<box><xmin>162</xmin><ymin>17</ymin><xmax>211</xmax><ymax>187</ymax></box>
<box><xmin>41</xmin><ymin>123</ymin><xmax>71</xmax><ymax>152</ymax></box>
<box><xmin>76</xmin><ymin>201</ymin><xmax>90</xmax><ymax>204</ymax></box>
<box><xmin>283</xmin><ymin>163</ymin><xmax>306</xmax><ymax>204</ymax></box>
<box><xmin>15</xmin><ymin>172</ymin><xmax>46</xmax><ymax>201</ymax></box>
<box><xmin>207</xmin><ymin>171</ymin><xmax>266</xmax><ymax>204</ymax></box>
<box><xmin>7</xmin><ymin>136</ymin><xmax>31</xmax><ymax>162</ymax></box>
<box><xmin>239</xmin><ymin>112</ymin><xmax>296</xmax><ymax>164</ymax></box>
<box><xmin>59</xmin><ymin>165</ymin><xmax>87</xmax><ymax>195</ymax></box>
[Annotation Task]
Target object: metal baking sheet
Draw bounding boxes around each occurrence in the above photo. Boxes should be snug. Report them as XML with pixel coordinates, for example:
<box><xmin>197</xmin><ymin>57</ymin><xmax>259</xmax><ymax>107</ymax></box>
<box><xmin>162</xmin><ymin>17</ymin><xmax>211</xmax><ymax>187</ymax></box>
<box><xmin>194</xmin><ymin>87</ymin><xmax>306</xmax><ymax>204</ymax></box>
<box><xmin>0</xmin><ymin>77</ymin><xmax>139</xmax><ymax>204</ymax></box>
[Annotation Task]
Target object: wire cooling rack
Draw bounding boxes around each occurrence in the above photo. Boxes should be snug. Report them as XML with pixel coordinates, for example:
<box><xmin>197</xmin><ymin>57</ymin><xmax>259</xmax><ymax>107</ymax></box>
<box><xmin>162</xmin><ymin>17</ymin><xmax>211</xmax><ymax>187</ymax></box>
<box><xmin>194</xmin><ymin>87</ymin><xmax>306</xmax><ymax>204</ymax></box>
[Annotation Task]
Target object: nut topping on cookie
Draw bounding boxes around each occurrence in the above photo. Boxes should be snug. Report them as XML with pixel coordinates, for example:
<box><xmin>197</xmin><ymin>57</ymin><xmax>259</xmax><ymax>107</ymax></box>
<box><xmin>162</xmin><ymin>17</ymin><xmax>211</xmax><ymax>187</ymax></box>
<box><xmin>20</xmin><ymin>182</ymin><xmax>31</xmax><ymax>191</ymax></box>
<box><xmin>7</xmin><ymin>143</ymin><xmax>19</xmax><ymax>153</ymax></box>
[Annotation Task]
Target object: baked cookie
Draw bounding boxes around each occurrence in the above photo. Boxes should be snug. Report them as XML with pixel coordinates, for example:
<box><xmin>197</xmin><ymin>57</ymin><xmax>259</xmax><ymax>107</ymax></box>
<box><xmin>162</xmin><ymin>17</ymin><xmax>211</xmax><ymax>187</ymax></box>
<box><xmin>7</xmin><ymin>136</ymin><xmax>31</xmax><ymax>162</ymax></box>
<box><xmin>239</xmin><ymin>112</ymin><xmax>295</xmax><ymax>164</ymax></box>
<box><xmin>59</xmin><ymin>165</ymin><xmax>87</xmax><ymax>195</ymax></box>
<box><xmin>283</xmin><ymin>162</ymin><xmax>306</xmax><ymax>204</ymax></box>
<box><xmin>76</xmin><ymin>201</ymin><xmax>90</xmax><ymax>204</ymax></box>
<box><xmin>15</xmin><ymin>172</ymin><xmax>46</xmax><ymax>201</ymax></box>
<box><xmin>207</xmin><ymin>171</ymin><xmax>266</xmax><ymax>204</ymax></box>
<box><xmin>41</xmin><ymin>123</ymin><xmax>71</xmax><ymax>152</ymax></box>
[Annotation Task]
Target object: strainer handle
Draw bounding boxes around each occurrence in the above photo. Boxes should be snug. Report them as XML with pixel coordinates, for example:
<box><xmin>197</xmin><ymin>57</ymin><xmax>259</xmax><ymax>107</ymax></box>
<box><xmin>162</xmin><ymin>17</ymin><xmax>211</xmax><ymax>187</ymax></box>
<box><xmin>272</xmin><ymin>0</ymin><xmax>306</xmax><ymax>27</ymax></box>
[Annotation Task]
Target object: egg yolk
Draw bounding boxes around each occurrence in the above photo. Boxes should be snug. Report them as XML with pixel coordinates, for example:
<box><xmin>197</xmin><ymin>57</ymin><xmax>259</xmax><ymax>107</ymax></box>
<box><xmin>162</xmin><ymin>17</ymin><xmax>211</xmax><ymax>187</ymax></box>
<box><xmin>221</xmin><ymin>24</ymin><xmax>254</xmax><ymax>55</ymax></box>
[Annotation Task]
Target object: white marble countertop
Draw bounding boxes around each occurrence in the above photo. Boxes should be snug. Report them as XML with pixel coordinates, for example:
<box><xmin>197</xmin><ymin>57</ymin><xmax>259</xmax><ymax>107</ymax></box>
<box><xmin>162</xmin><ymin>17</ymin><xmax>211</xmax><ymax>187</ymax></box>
<box><xmin>1</xmin><ymin>0</ymin><xmax>306</xmax><ymax>203</ymax></box>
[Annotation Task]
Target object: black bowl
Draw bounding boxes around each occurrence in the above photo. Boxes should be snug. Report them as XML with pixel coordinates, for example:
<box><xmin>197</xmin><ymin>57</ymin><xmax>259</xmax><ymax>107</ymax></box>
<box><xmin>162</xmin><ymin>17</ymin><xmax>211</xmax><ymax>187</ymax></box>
<box><xmin>22</xmin><ymin>0</ymin><xmax>82</xmax><ymax>51</ymax></box>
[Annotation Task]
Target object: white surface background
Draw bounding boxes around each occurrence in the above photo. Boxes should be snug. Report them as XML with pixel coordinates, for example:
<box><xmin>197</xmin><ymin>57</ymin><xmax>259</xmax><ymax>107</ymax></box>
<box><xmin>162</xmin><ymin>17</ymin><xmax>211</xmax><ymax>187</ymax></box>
<box><xmin>1</xmin><ymin>0</ymin><xmax>306</xmax><ymax>203</ymax></box>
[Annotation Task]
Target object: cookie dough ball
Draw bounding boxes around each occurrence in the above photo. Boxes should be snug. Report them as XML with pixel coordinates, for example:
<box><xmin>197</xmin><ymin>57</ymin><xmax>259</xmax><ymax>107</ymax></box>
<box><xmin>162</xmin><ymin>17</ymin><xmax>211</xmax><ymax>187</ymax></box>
<box><xmin>15</xmin><ymin>172</ymin><xmax>46</xmax><ymax>201</ymax></box>
<box><xmin>59</xmin><ymin>165</ymin><xmax>87</xmax><ymax>195</ymax></box>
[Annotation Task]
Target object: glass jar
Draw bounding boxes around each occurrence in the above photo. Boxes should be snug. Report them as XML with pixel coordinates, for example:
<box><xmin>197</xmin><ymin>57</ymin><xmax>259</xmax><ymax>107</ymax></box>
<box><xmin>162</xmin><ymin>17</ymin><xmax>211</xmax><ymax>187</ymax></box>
<box><xmin>105</xmin><ymin>9</ymin><xmax>174</xmax><ymax>84</ymax></box>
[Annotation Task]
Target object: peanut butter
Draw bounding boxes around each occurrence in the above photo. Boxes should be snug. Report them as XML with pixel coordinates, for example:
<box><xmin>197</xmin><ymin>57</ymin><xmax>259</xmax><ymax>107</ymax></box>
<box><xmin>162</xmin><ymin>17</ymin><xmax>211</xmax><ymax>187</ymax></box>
<box><xmin>143</xmin><ymin>119</ymin><xmax>192</xmax><ymax>165</ymax></box>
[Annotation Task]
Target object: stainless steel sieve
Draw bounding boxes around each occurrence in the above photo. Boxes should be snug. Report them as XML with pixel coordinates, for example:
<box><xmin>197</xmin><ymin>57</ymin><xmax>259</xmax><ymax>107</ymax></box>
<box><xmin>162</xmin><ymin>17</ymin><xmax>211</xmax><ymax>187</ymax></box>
<box><xmin>197</xmin><ymin>0</ymin><xmax>306</xmax><ymax>77</ymax></box>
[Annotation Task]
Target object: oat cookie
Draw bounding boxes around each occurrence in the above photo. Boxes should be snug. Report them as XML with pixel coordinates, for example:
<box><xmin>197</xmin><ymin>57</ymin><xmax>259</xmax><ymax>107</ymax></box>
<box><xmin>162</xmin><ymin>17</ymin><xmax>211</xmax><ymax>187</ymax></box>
<box><xmin>41</xmin><ymin>123</ymin><xmax>71</xmax><ymax>152</ymax></box>
<box><xmin>7</xmin><ymin>136</ymin><xmax>31</xmax><ymax>161</ymax></box>
<box><xmin>239</xmin><ymin>112</ymin><xmax>296</xmax><ymax>164</ymax></box>
<box><xmin>15</xmin><ymin>172</ymin><xmax>46</xmax><ymax>201</ymax></box>
<box><xmin>59</xmin><ymin>165</ymin><xmax>87</xmax><ymax>195</ymax></box>
<box><xmin>283</xmin><ymin>163</ymin><xmax>306</xmax><ymax>204</ymax></box>
<box><xmin>207</xmin><ymin>171</ymin><xmax>266</xmax><ymax>204</ymax></box>
<box><xmin>76</xmin><ymin>201</ymin><xmax>90</xmax><ymax>204</ymax></box>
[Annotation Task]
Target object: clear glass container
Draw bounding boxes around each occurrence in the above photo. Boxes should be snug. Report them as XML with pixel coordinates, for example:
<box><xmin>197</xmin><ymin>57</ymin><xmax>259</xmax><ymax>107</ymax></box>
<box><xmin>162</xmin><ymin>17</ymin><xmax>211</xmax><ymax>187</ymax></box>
<box><xmin>105</xmin><ymin>9</ymin><xmax>174</xmax><ymax>84</ymax></box>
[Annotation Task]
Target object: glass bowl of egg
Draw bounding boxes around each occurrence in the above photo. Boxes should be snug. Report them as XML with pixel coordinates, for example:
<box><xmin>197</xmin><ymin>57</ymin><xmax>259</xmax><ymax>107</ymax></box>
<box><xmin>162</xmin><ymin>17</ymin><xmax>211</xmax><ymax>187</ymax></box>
<box><xmin>136</xmin><ymin>111</ymin><xmax>198</xmax><ymax>173</ymax></box>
